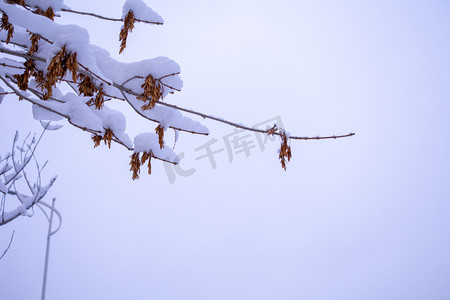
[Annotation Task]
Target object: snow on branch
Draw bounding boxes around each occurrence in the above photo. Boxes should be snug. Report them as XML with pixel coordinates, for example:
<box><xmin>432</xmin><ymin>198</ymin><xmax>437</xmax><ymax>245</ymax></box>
<box><xmin>0</xmin><ymin>0</ymin><xmax>355</xmax><ymax>178</ymax></box>
<box><xmin>0</xmin><ymin>127</ymin><xmax>56</xmax><ymax>226</ymax></box>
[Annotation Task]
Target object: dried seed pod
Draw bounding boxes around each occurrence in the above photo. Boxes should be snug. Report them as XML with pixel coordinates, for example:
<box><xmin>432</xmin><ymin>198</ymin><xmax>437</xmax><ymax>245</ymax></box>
<box><xmin>66</xmin><ymin>52</ymin><xmax>78</xmax><ymax>82</ymax></box>
<box><xmin>103</xmin><ymin>129</ymin><xmax>113</xmax><ymax>148</ymax></box>
<box><xmin>78</xmin><ymin>74</ymin><xmax>97</xmax><ymax>97</ymax></box>
<box><xmin>138</xmin><ymin>74</ymin><xmax>163</xmax><ymax>110</ymax></box>
<box><xmin>266</xmin><ymin>124</ymin><xmax>278</xmax><ymax>136</ymax></box>
<box><xmin>278</xmin><ymin>131</ymin><xmax>292</xmax><ymax>171</ymax></box>
<box><xmin>141</xmin><ymin>151</ymin><xmax>153</xmax><ymax>174</ymax></box>
<box><xmin>6</xmin><ymin>0</ymin><xmax>26</xmax><ymax>5</ymax></box>
<box><xmin>93</xmin><ymin>86</ymin><xmax>105</xmax><ymax>110</ymax></box>
<box><xmin>34</xmin><ymin>69</ymin><xmax>45</xmax><ymax>90</ymax></box>
<box><xmin>147</xmin><ymin>154</ymin><xmax>152</xmax><ymax>174</ymax></box>
<box><xmin>34</xmin><ymin>7</ymin><xmax>55</xmax><ymax>20</ymax></box>
<box><xmin>1</xmin><ymin>13</ymin><xmax>14</xmax><ymax>43</ymax></box>
<box><xmin>42</xmin><ymin>47</ymin><xmax>66</xmax><ymax>99</ymax></box>
<box><xmin>155</xmin><ymin>125</ymin><xmax>165</xmax><ymax>149</ymax></box>
<box><xmin>28</xmin><ymin>32</ymin><xmax>40</xmax><ymax>55</ymax></box>
<box><xmin>129</xmin><ymin>152</ymin><xmax>141</xmax><ymax>180</ymax></box>
<box><xmin>13</xmin><ymin>59</ymin><xmax>35</xmax><ymax>90</ymax></box>
<box><xmin>92</xmin><ymin>134</ymin><xmax>103</xmax><ymax>148</ymax></box>
<box><xmin>119</xmin><ymin>10</ymin><xmax>135</xmax><ymax>54</ymax></box>
<box><xmin>44</xmin><ymin>7</ymin><xmax>55</xmax><ymax>21</ymax></box>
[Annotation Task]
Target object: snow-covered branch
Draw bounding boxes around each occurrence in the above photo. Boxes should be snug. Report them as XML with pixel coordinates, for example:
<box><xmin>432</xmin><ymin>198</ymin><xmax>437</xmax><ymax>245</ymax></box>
<box><xmin>0</xmin><ymin>0</ymin><xmax>355</xmax><ymax>178</ymax></box>
<box><xmin>0</xmin><ymin>127</ymin><xmax>56</xmax><ymax>226</ymax></box>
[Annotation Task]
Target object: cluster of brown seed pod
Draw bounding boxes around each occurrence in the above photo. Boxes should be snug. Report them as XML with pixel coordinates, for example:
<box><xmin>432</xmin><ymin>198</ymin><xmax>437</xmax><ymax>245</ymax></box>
<box><xmin>36</xmin><ymin>45</ymin><xmax>78</xmax><ymax>99</ymax></box>
<box><xmin>138</xmin><ymin>74</ymin><xmax>164</xmax><ymax>110</ymax></box>
<box><xmin>77</xmin><ymin>74</ymin><xmax>96</xmax><ymax>96</ymax></box>
<box><xmin>278</xmin><ymin>131</ymin><xmax>292</xmax><ymax>171</ymax></box>
<box><xmin>13</xmin><ymin>59</ymin><xmax>35</xmax><ymax>90</ymax></box>
<box><xmin>266</xmin><ymin>125</ymin><xmax>293</xmax><ymax>171</ymax></box>
<box><xmin>92</xmin><ymin>129</ymin><xmax>114</xmax><ymax>149</ymax></box>
<box><xmin>27</xmin><ymin>32</ymin><xmax>40</xmax><ymax>55</ymax></box>
<box><xmin>119</xmin><ymin>10</ymin><xmax>135</xmax><ymax>54</ymax></box>
<box><xmin>5</xmin><ymin>0</ymin><xmax>25</xmax><ymax>6</ymax></box>
<box><xmin>155</xmin><ymin>124</ymin><xmax>165</xmax><ymax>149</ymax></box>
<box><xmin>127</xmin><ymin>125</ymin><xmax>165</xmax><ymax>180</ymax></box>
<box><xmin>129</xmin><ymin>150</ymin><xmax>153</xmax><ymax>180</ymax></box>
<box><xmin>1</xmin><ymin>13</ymin><xmax>14</xmax><ymax>43</ymax></box>
<box><xmin>34</xmin><ymin>6</ymin><xmax>55</xmax><ymax>20</ymax></box>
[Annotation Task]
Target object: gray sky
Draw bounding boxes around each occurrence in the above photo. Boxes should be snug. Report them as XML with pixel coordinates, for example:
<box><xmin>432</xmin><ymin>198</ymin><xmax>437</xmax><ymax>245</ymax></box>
<box><xmin>1</xmin><ymin>0</ymin><xmax>450</xmax><ymax>299</ymax></box>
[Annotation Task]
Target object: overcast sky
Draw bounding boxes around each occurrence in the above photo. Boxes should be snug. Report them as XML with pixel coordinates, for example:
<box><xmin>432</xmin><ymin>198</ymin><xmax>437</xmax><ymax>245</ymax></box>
<box><xmin>1</xmin><ymin>0</ymin><xmax>450</xmax><ymax>299</ymax></box>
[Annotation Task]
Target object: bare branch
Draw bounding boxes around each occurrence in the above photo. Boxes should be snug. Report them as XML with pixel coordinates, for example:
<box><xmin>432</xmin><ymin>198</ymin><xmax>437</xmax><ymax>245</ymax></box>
<box><xmin>0</xmin><ymin>47</ymin><xmax>45</xmax><ymax>62</ymax></box>
<box><xmin>0</xmin><ymin>230</ymin><xmax>15</xmax><ymax>260</ymax></box>
<box><xmin>0</xmin><ymin>62</ymin><xmax>25</xmax><ymax>70</ymax></box>
<box><xmin>60</xmin><ymin>8</ymin><xmax>164</xmax><ymax>25</ymax></box>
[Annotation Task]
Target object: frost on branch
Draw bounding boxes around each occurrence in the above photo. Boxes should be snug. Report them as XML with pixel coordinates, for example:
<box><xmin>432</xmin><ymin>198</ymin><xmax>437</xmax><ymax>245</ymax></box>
<box><xmin>0</xmin><ymin>0</ymin><xmax>354</xmax><ymax>179</ymax></box>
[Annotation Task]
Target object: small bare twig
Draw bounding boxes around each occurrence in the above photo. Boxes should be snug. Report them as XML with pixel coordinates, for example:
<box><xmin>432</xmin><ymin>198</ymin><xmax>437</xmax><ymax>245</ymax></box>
<box><xmin>0</xmin><ymin>230</ymin><xmax>15</xmax><ymax>260</ymax></box>
<box><xmin>0</xmin><ymin>62</ymin><xmax>25</xmax><ymax>70</ymax></box>
<box><xmin>61</xmin><ymin>8</ymin><xmax>164</xmax><ymax>25</ymax></box>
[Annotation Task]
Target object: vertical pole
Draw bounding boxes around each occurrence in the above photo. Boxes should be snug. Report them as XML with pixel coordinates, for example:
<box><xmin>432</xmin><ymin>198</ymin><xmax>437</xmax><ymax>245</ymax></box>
<box><xmin>41</xmin><ymin>198</ymin><xmax>56</xmax><ymax>300</ymax></box>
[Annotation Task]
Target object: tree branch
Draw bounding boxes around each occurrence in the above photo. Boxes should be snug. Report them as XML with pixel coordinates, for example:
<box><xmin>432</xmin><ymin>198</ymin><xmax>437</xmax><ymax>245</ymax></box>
<box><xmin>0</xmin><ymin>230</ymin><xmax>14</xmax><ymax>260</ymax></box>
<box><xmin>60</xmin><ymin>8</ymin><xmax>164</xmax><ymax>25</ymax></box>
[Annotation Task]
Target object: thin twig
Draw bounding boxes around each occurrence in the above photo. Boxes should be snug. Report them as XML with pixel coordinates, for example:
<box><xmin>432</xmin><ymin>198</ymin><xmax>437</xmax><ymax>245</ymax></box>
<box><xmin>0</xmin><ymin>62</ymin><xmax>25</xmax><ymax>70</ymax></box>
<box><xmin>0</xmin><ymin>231</ymin><xmax>15</xmax><ymax>260</ymax></box>
<box><xmin>125</xmin><ymin>75</ymin><xmax>181</xmax><ymax>92</ymax></box>
<box><xmin>119</xmin><ymin>89</ymin><xmax>207</xmax><ymax>136</ymax></box>
<box><xmin>5</xmin><ymin>118</ymin><xmax>47</xmax><ymax>185</ymax></box>
<box><xmin>157</xmin><ymin>72</ymin><xmax>180</xmax><ymax>80</ymax></box>
<box><xmin>0</xmin><ymin>48</ymin><xmax>45</xmax><ymax>62</ymax></box>
<box><xmin>61</xmin><ymin>8</ymin><xmax>164</xmax><ymax>25</ymax></box>
<box><xmin>1</xmin><ymin>40</ymin><xmax>27</xmax><ymax>49</ymax></box>
<box><xmin>78</xmin><ymin>63</ymin><xmax>111</xmax><ymax>86</ymax></box>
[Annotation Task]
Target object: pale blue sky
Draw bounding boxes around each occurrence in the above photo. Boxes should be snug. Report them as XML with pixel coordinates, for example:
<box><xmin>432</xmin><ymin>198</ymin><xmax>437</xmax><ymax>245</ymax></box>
<box><xmin>1</xmin><ymin>1</ymin><xmax>450</xmax><ymax>299</ymax></box>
